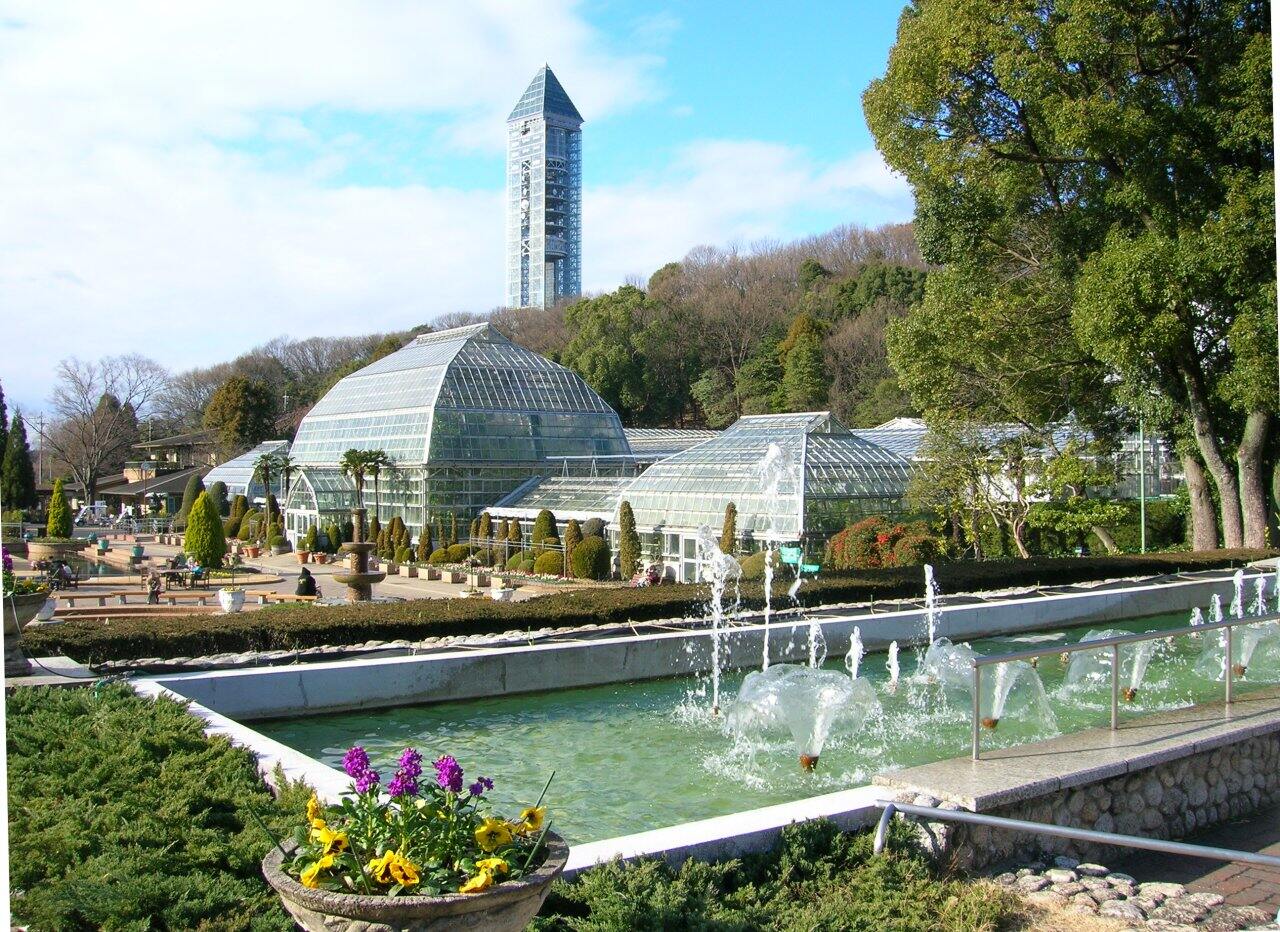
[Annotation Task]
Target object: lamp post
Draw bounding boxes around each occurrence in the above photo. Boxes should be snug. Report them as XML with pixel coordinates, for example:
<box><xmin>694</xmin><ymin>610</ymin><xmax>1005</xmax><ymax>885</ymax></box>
<box><xmin>1138</xmin><ymin>418</ymin><xmax>1147</xmax><ymax>554</ymax></box>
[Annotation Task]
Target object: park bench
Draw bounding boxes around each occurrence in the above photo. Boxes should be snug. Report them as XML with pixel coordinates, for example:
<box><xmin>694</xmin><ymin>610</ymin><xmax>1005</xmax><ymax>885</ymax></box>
<box><xmin>244</xmin><ymin>591</ymin><xmax>318</xmax><ymax>605</ymax></box>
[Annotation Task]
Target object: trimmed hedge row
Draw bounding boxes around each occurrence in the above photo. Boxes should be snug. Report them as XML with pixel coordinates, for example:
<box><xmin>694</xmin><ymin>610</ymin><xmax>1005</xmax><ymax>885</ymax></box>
<box><xmin>26</xmin><ymin>550</ymin><xmax>1274</xmax><ymax>665</ymax></box>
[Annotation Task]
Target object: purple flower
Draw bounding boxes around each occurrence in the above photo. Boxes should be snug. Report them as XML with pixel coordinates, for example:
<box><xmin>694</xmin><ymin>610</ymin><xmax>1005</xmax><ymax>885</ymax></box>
<box><xmin>469</xmin><ymin>776</ymin><xmax>494</xmax><ymax>797</ymax></box>
<box><xmin>1</xmin><ymin>548</ymin><xmax>12</xmax><ymax>573</ymax></box>
<box><xmin>342</xmin><ymin>746</ymin><xmax>371</xmax><ymax>779</ymax></box>
<box><xmin>387</xmin><ymin>770</ymin><xmax>419</xmax><ymax>797</ymax></box>
<box><xmin>397</xmin><ymin>748</ymin><xmax>423</xmax><ymax>779</ymax></box>
<box><xmin>434</xmin><ymin>755</ymin><xmax>464</xmax><ymax>794</ymax></box>
<box><xmin>355</xmin><ymin>769</ymin><xmax>381</xmax><ymax>794</ymax></box>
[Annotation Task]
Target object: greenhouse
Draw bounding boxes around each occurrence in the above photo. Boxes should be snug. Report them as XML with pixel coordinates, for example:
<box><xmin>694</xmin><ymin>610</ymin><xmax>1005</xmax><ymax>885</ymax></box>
<box><xmin>283</xmin><ymin>323</ymin><xmax>631</xmax><ymax>541</ymax></box>
<box><xmin>620</xmin><ymin>412</ymin><xmax>910</xmax><ymax>581</ymax></box>
<box><xmin>203</xmin><ymin>440</ymin><xmax>290</xmax><ymax>502</ymax></box>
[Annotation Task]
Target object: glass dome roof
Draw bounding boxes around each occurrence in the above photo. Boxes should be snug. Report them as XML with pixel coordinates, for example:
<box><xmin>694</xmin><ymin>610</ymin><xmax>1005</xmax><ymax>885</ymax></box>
<box><xmin>621</xmin><ymin>412</ymin><xmax>910</xmax><ymax>541</ymax></box>
<box><xmin>291</xmin><ymin>323</ymin><xmax>630</xmax><ymax>467</ymax></box>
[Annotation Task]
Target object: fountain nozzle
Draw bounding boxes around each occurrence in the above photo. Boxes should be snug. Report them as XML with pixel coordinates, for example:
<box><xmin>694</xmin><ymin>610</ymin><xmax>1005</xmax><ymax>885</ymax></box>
<box><xmin>980</xmin><ymin>717</ymin><xmax>999</xmax><ymax>730</ymax></box>
<box><xmin>799</xmin><ymin>754</ymin><xmax>819</xmax><ymax>772</ymax></box>
<box><xmin>1122</xmin><ymin>687</ymin><xmax>1138</xmax><ymax>703</ymax></box>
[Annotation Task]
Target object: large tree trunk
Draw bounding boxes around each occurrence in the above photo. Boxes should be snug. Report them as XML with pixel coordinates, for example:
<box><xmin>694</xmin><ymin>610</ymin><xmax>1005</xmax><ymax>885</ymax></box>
<box><xmin>1091</xmin><ymin>525</ymin><xmax>1120</xmax><ymax>553</ymax></box>
<box><xmin>1182</xmin><ymin>453</ymin><xmax>1219</xmax><ymax>551</ymax></box>
<box><xmin>1182</xmin><ymin>367</ymin><xmax>1244</xmax><ymax>547</ymax></box>
<box><xmin>1237</xmin><ymin>410</ymin><xmax>1271</xmax><ymax>549</ymax></box>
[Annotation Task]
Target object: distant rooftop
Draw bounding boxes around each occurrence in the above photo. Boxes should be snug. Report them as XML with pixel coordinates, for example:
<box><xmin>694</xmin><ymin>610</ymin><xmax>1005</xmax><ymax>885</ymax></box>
<box><xmin>507</xmin><ymin>65</ymin><xmax>583</xmax><ymax>124</ymax></box>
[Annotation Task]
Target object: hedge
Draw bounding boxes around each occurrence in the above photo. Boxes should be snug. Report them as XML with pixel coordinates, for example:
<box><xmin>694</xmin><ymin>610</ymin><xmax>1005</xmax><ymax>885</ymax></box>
<box><xmin>571</xmin><ymin>535</ymin><xmax>611</xmax><ymax>581</ymax></box>
<box><xmin>534</xmin><ymin>550</ymin><xmax>564</xmax><ymax>576</ymax></box>
<box><xmin>7</xmin><ymin>684</ymin><xmax>307</xmax><ymax>930</ymax></box>
<box><xmin>25</xmin><ymin>549</ymin><xmax>1274</xmax><ymax>665</ymax></box>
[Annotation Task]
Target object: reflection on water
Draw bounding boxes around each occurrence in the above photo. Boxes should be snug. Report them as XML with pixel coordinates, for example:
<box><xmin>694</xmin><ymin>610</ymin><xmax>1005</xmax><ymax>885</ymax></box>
<box><xmin>255</xmin><ymin>611</ymin><xmax>1272</xmax><ymax>843</ymax></box>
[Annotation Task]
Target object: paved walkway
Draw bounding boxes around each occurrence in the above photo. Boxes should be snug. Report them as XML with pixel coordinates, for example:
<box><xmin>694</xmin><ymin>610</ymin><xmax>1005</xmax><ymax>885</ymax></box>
<box><xmin>1115</xmin><ymin>803</ymin><xmax>1280</xmax><ymax>914</ymax></box>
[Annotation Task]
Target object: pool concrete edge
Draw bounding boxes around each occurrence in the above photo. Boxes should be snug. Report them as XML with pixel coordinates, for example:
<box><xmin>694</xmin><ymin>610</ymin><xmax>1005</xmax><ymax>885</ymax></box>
<box><xmin>144</xmin><ymin>569</ymin><xmax>1271</xmax><ymax>721</ymax></box>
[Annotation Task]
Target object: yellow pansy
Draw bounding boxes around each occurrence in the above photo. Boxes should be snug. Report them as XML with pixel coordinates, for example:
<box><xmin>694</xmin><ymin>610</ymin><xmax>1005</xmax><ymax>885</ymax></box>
<box><xmin>299</xmin><ymin>853</ymin><xmax>335</xmax><ymax>889</ymax></box>
<box><xmin>366</xmin><ymin>850</ymin><xmax>420</xmax><ymax>887</ymax></box>
<box><xmin>519</xmin><ymin>805</ymin><xmax>546</xmax><ymax>834</ymax></box>
<box><xmin>309</xmin><ymin>823</ymin><xmax>349</xmax><ymax>855</ymax></box>
<box><xmin>476</xmin><ymin>856</ymin><xmax>509</xmax><ymax>876</ymax></box>
<box><xmin>475</xmin><ymin>817</ymin><xmax>514</xmax><ymax>852</ymax></box>
<box><xmin>459</xmin><ymin>870</ymin><xmax>494</xmax><ymax>894</ymax></box>
<box><xmin>306</xmin><ymin>794</ymin><xmax>323</xmax><ymax>823</ymax></box>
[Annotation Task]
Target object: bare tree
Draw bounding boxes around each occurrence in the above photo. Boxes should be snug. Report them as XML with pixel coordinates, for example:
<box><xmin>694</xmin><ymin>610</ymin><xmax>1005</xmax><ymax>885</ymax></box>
<box><xmin>41</xmin><ymin>355</ymin><xmax>169</xmax><ymax>503</ymax></box>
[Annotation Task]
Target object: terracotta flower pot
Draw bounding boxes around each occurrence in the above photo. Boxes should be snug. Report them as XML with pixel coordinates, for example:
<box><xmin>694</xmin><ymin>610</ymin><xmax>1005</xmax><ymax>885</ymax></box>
<box><xmin>296</xmin><ymin>551</ymin><xmax>311</xmax><ymax>564</ymax></box>
<box><xmin>262</xmin><ymin>833</ymin><xmax>568</xmax><ymax>932</ymax></box>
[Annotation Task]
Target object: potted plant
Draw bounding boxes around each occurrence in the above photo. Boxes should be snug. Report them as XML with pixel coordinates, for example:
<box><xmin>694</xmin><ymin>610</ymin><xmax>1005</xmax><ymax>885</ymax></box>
<box><xmin>399</xmin><ymin>562</ymin><xmax>418</xmax><ymax>578</ymax></box>
<box><xmin>314</xmin><ymin>551</ymin><xmax>329</xmax><ymax>565</ymax></box>
<box><xmin>457</xmin><ymin>585</ymin><xmax>480</xmax><ymax>599</ymax></box>
<box><xmin>270</xmin><ymin>535</ymin><xmax>290</xmax><ymax>556</ymax></box>
<box><xmin>298</xmin><ymin>526</ymin><xmax>317</xmax><ymax>564</ymax></box>
<box><xmin>489</xmin><ymin>578</ymin><xmax>514</xmax><ymax>602</ymax></box>
<box><xmin>217</xmin><ymin>585</ymin><xmax>246</xmax><ymax>613</ymax></box>
<box><xmin>3</xmin><ymin>545</ymin><xmax>50</xmax><ymax>676</ymax></box>
<box><xmin>264</xmin><ymin>747</ymin><xmax>565</xmax><ymax>932</ymax></box>
<box><xmin>131</xmin><ymin>542</ymin><xmax>145</xmax><ymax>559</ymax></box>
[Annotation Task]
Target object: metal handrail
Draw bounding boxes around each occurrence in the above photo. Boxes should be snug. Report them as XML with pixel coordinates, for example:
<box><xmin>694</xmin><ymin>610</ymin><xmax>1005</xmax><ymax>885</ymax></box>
<box><xmin>970</xmin><ymin>608</ymin><xmax>1280</xmax><ymax>760</ymax></box>
<box><xmin>873</xmin><ymin>800</ymin><xmax>1280</xmax><ymax>869</ymax></box>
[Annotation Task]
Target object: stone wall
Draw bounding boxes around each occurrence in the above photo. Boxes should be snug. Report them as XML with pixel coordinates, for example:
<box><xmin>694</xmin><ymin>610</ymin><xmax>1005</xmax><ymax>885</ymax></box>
<box><xmin>898</xmin><ymin>732</ymin><xmax>1280</xmax><ymax>872</ymax></box>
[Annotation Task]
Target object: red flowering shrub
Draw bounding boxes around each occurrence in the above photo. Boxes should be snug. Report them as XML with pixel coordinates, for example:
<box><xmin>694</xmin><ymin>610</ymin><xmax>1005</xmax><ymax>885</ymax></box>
<box><xmin>824</xmin><ymin>517</ymin><xmax>944</xmax><ymax>569</ymax></box>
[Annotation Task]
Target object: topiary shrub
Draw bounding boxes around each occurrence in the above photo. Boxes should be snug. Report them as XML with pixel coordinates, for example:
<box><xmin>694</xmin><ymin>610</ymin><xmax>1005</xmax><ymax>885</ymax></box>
<box><xmin>720</xmin><ymin>502</ymin><xmax>737</xmax><ymax>555</ymax></box>
<box><xmin>46</xmin><ymin>477</ymin><xmax>72</xmax><ymax>539</ymax></box>
<box><xmin>184</xmin><ymin>491</ymin><xmax>227</xmax><ymax>568</ymax></box>
<box><xmin>582</xmin><ymin>517</ymin><xmax>605</xmax><ymax>539</ymax></box>
<box><xmin>617</xmin><ymin>500</ymin><xmax>640</xmax><ymax>578</ymax></box>
<box><xmin>519</xmin><ymin>556</ymin><xmax>536</xmax><ymax>572</ymax></box>
<box><xmin>445</xmin><ymin>543</ymin><xmax>470</xmax><ymax>563</ymax></box>
<box><xmin>563</xmin><ymin>519</ymin><xmax>583</xmax><ymax>575</ymax></box>
<box><xmin>533</xmin><ymin>550</ymin><xmax>564</xmax><ymax>576</ymax></box>
<box><xmin>428</xmin><ymin>548</ymin><xmax>450</xmax><ymax>565</ymax></box>
<box><xmin>237</xmin><ymin>509</ymin><xmax>260</xmax><ymax>541</ymax></box>
<box><xmin>269</xmin><ymin>535</ymin><xmax>287</xmax><ymax>551</ymax></box>
<box><xmin>302</xmin><ymin>525</ymin><xmax>318</xmax><ymax>552</ymax></box>
<box><xmin>207</xmin><ymin>481</ymin><xmax>229</xmax><ymax>517</ymax></box>
<box><xmin>395</xmin><ymin>546</ymin><xmax>412</xmax><ymax>563</ymax></box>
<box><xmin>172</xmin><ymin>473</ymin><xmax>206</xmax><ymax>532</ymax></box>
<box><xmin>223</xmin><ymin>515</ymin><xmax>242</xmax><ymax>538</ymax></box>
<box><xmin>532</xmin><ymin>509</ymin><xmax>557</xmax><ymax>554</ymax></box>
<box><xmin>739</xmin><ymin>550</ymin><xmax>768</xmax><ymax>580</ymax></box>
<box><xmin>893</xmin><ymin>532</ymin><xmax>943</xmax><ymax>567</ymax></box>
<box><xmin>570</xmin><ymin>535</ymin><xmax>612</xmax><ymax>580</ymax></box>
<box><xmin>506</xmin><ymin>552</ymin><xmax>525</xmax><ymax>571</ymax></box>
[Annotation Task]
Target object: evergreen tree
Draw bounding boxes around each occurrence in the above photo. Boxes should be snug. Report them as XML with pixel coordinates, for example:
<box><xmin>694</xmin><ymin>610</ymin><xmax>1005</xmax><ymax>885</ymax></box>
<box><xmin>479</xmin><ymin>512</ymin><xmax>492</xmax><ymax>541</ymax></box>
<box><xmin>184</xmin><ymin>491</ymin><xmax>227</xmax><ymax>568</ymax></box>
<box><xmin>436</xmin><ymin>516</ymin><xmax>446</xmax><ymax>549</ymax></box>
<box><xmin>418</xmin><ymin>524</ymin><xmax>432</xmax><ymax>562</ymax></box>
<box><xmin>618</xmin><ymin>500</ymin><xmax>641</xmax><ymax>579</ymax></box>
<box><xmin>46</xmin><ymin>477</ymin><xmax>72</xmax><ymax>539</ymax></box>
<box><xmin>368</xmin><ymin>515</ymin><xmax>381</xmax><ymax>541</ymax></box>
<box><xmin>229</xmin><ymin>495</ymin><xmax>249</xmax><ymax>521</ymax></box>
<box><xmin>2</xmin><ymin>413</ymin><xmax>38</xmax><ymax>509</ymax></box>
<box><xmin>531</xmin><ymin>509</ymin><xmax>558</xmax><ymax>555</ymax></box>
<box><xmin>563</xmin><ymin>518</ymin><xmax>583</xmax><ymax>576</ymax></box>
<box><xmin>469</xmin><ymin>516</ymin><xmax>480</xmax><ymax>541</ymax></box>
<box><xmin>0</xmin><ymin>384</ymin><xmax>8</xmax><ymax>460</ymax></box>
<box><xmin>175</xmin><ymin>473</ymin><xmax>206</xmax><ymax>529</ymax></box>
<box><xmin>720</xmin><ymin>502</ymin><xmax>738</xmax><ymax>555</ymax></box>
<box><xmin>778</xmin><ymin>316</ymin><xmax>828</xmax><ymax>411</ymax></box>
<box><xmin>508</xmin><ymin>519</ymin><xmax>523</xmax><ymax>552</ymax></box>
<box><xmin>207</xmin><ymin>481</ymin><xmax>229</xmax><ymax>516</ymax></box>
<box><xmin>448</xmin><ymin>513</ymin><xmax>458</xmax><ymax>546</ymax></box>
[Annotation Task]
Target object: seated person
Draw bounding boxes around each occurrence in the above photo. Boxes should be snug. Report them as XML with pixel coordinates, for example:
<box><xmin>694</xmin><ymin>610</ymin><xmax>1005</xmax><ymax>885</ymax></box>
<box><xmin>296</xmin><ymin>567</ymin><xmax>317</xmax><ymax>597</ymax></box>
<box><xmin>146</xmin><ymin>571</ymin><xmax>162</xmax><ymax>604</ymax></box>
<box><xmin>188</xmin><ymin>561</ymin><xmax>205</xmax><ymax>585</ymax></box>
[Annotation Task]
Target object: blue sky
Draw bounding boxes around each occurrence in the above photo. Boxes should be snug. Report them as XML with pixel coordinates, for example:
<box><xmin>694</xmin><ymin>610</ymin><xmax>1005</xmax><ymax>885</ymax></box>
<box><xmin>0</xmin><ymin>1</ymin><xmax>914</xmax><ymax>413</ymax></box>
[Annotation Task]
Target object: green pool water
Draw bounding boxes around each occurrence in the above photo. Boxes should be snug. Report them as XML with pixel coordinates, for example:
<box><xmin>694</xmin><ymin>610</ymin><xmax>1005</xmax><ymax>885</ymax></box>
<box><xmin>254</xmin><ymin>611</ymin><xmax>1278</xmax><ymax>844</ymax></box>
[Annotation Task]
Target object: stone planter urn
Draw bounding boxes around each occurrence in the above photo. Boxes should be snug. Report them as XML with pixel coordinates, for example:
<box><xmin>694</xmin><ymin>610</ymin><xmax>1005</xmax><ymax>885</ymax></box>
<box><xmin>490</xmin><ymin>587</ymin><xmax>514</xmax><ymax>602</ymax></box>
<box><xmin>399</xmin><ymin>564</ymin><xmax>418</xmax><ymax>578</ymax></box>
<box><xmin>33</xmin><ymin>597</ymin><xmax>57</xmax><ymax>622</ymax></box>
<box><xmin>217</xmin><ymin>588</ymin><xmax>246</xmax><ymax>613</ymax></box>
<box><xmin>4</xmin><ymin>589</ymin><xmax>49</xmax><ymax>676</ymax></box>
<box><xmin>131</xmin><ymin>543</ymin><xmax>145</xmax><ymax>559</ymax></box>
<box><xmin>262</xmin><ymin>833</ymin><xmax>568</xmax><ymax>932</ymax></box>
<box><xmin>296</xmin><ymin>551</ymin><xmax>311</xmax><ymax>564</ymax></box>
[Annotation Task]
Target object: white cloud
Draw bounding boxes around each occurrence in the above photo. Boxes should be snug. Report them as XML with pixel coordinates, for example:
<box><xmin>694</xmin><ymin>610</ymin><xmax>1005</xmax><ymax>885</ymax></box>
<box><xmin>584</xmin><ymin>140</ymin><xmax>913</xmax><ymax>290</ymax></box>
<box><xmin>0</xmin><ymin>3</ymin><xmax>915</xmax><ymax>413</ymax></box>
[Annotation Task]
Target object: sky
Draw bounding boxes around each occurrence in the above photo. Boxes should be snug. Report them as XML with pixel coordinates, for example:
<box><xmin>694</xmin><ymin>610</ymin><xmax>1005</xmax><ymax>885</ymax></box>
<box><xmin>0</xmin><ymin>0</ymin><xmax>915</xmax><ymax>415</ymax></box>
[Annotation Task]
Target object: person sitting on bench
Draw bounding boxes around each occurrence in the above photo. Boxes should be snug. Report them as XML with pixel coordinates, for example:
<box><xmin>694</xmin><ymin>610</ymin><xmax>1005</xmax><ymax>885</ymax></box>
<box><xmin>147</xmin><ymin>570</ymin><xmax>162</xmax><ymax>604</ymax></box>
<box><xmin>296</xmin><ymin>567</ymin><xmax>317</xmax><ymax>598</ymax></box>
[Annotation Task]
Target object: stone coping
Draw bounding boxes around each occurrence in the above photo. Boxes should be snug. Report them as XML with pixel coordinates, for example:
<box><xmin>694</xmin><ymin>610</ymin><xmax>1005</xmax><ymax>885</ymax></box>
<box><xmin>874</xmin><ymin>686</ymin><xmax>1280</xmax><ymax>811</ymax></box>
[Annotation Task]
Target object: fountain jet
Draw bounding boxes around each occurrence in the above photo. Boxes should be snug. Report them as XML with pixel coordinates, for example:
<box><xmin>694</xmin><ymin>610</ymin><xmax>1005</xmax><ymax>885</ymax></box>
<box><xmin>696</xmin><ymin>525</ymin><xmax>741</xmax><ymax>715</ymax></box>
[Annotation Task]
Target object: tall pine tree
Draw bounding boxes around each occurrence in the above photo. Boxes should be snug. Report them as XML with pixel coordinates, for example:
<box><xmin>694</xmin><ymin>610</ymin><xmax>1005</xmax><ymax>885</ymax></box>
<box><xmin>2</xmin><ymin>413</ymin><xmax>38</xmax><ymax>509</ymax></box>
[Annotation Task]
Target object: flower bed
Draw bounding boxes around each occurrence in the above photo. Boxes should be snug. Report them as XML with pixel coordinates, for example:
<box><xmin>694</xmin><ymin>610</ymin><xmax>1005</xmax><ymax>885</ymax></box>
<box><xmin>6</xmin><ymin>684</ymin><xmax>308</xmax><ymax>930</ymax></box>
<box><xmin>25</xmin><ymin>549</ymin><xmax>1274</xmax><ymax>665</ymax></box>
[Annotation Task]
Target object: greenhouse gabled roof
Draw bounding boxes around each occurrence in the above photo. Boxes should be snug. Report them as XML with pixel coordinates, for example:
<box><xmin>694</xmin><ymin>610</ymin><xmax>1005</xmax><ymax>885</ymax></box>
<box><xmin>490</xmin><ymin>475</ymin><xmax>632</xmax><ymax>522</ymax></box>
<box><xmin>203</xmin><ymin>440</ymin><xmax>289</xmax><ymax>495</ymax></box>
<box><xmin>620</xmin><ymin>412</ymin><xmax>910</xmax><ymax>539</ymax></box>
<box><xmin>290</xmin><ymin>323</ymin><xmax>629</xmax><ymax>467</ymax></box>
